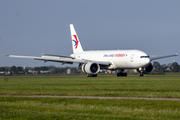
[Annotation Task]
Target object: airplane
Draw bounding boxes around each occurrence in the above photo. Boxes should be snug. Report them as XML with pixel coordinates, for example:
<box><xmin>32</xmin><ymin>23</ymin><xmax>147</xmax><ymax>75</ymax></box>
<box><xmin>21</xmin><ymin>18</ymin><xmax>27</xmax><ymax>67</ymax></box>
<box><xmin>8</xmin><ymin>24</ymin><xmax>178</xmax><ymax>77</ymax></box>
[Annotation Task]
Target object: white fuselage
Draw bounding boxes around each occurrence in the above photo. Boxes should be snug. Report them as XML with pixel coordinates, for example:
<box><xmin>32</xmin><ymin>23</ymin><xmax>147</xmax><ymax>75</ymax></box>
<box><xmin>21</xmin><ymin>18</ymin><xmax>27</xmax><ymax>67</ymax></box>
<box><xmin>71</xmin><ymin>49</ymin><xmax>150</xmax><ymax>70</ymax></box>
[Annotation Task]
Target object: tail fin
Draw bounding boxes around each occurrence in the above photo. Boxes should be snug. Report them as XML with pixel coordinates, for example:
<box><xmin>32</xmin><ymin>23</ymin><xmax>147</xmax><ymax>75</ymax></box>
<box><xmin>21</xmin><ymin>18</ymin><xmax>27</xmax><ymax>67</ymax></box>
<box><xmin>70</xmin><ymin>24</ymin><xmax>84</xmax><ymax>54</ymax></box>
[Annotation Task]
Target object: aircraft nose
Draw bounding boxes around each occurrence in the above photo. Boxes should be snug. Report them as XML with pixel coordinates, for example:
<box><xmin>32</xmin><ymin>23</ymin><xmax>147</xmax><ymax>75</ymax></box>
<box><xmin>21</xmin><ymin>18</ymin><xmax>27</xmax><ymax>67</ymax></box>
<box><xmin>144</xmin><ymin>58</ymin><xmax>150</xmax><ymax>66</ymax></box>
<box><xmin>140</xmin><ymin>58</ymin><xmax>151</xmax><ymax>66</ymax></box>
<box><xmin>147</xmin><ymin>58</ymin><xmax>150</xmax><ymax>64</ymax></box>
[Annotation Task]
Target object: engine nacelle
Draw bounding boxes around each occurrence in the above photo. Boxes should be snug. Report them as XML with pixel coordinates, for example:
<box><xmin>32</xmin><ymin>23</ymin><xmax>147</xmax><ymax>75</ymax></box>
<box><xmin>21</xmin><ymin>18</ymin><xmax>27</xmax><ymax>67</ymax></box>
<box><xmin>144</xmin><ymin>63</ymin><xmax>153</xmax><ymax>74</ymax></box>
<box><xmin>81</xmin><ymin>62</ymin><xmax>100</xmax><ymax>74</ymax></box>
<box><xmin>138</xmin><ymin>63</ymin><xmax>153</xmax><ymax>74</ymax></box>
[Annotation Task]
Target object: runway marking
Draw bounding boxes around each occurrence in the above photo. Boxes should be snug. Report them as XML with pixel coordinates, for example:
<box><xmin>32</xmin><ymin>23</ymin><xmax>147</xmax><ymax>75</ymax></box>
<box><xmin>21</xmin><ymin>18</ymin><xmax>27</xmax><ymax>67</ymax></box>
<box><xmin>1</xmin><ymin>95</ymin><xmax>180</xmax><ymax>101</ymax></box>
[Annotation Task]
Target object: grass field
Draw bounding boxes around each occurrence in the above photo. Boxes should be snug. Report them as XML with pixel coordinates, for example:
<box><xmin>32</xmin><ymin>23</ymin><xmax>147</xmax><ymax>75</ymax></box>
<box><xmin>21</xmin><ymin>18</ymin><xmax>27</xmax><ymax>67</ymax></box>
<box><xmin>0</xmin><ymin>75</ymin><xmax>180</xmax><ymax>119</ymax></box>
<box><xmin>1</xmin><ymin>97</ymin><xmax>180</xmax><ymax>120</ymax></box>
<box><xmin>0</xmin><ymin>76</ymin><xmax>180</xmax><ymax>98</ymax></box>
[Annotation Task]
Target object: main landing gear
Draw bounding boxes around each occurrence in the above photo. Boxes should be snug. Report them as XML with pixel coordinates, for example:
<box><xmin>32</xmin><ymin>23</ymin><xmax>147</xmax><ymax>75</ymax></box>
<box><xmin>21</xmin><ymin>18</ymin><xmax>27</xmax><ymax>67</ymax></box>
<box><xmin>87</xmin><ymin>74</ymin><xmax>97</xmax><ymax>77</ymax></box>
<box><xmin>117</xmin><ymin>69</ymin><xmax>127</xmax><ymax>77</ymax></box>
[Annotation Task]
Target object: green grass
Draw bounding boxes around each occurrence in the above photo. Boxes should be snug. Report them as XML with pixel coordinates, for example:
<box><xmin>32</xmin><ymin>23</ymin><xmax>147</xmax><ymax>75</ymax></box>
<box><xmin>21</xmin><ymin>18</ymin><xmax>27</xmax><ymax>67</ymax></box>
<box><xmin>1</xmin><ymin>76</ymin><xmax>180</xmax><ymax>119</ymax></box>
<box><xmin>0</xmin><ymin>76</ymin><xmax>180</xmax><ymax>98</ymax></box>
<box><xmin>0</xmin><ymin>97</ymin><xmax>180</xmax><ymax>120</ymax></box>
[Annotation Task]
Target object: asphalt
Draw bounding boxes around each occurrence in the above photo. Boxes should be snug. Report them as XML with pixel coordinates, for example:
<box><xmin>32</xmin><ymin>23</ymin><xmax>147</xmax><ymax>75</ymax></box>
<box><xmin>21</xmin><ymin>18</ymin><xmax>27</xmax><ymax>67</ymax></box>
<box><xmin>0</xmin><ymin>75</ymin><xmax>180</xmax><ymax>79</ymax></box>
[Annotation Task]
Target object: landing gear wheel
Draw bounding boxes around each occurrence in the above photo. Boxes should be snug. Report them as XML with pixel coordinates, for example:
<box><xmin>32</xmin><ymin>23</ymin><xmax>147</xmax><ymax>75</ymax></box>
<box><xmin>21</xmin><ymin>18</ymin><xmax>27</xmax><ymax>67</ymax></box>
<box><xmin>117</xmin><ymin>72</ymin><xmax>127</xmax><ymax>77</ymax></box>
<box><xmin>87</xmin><ymin>74</ymin><xmax>97</xmax><ymax>77</ymax></box>
<box><xmin>139</xmin><ymin>71</ymin><xmax>144</xmax><ymax>77</ymax></box>
<box><xmin>117</xmin><ymin>69</ymin><xmax>127</xmax><ymax>77</ymax></box>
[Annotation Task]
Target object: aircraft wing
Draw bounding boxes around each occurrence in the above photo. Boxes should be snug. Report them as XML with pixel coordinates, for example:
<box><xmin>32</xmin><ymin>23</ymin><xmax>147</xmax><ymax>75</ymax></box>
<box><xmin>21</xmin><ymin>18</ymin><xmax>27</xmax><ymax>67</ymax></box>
<box><xmin>7</xmin><ymin>55</ymin><xmax>110</xmax><ymax>65</ymax></box>
<box><xmin>42</xmin><ymin>54</ymin><xmax>74</xmax><ymax>59</ymax></box>
<box><xmin>150</xmin><ymin>53</ymin><xmax>178</xmax><ymax>61</ymax></box>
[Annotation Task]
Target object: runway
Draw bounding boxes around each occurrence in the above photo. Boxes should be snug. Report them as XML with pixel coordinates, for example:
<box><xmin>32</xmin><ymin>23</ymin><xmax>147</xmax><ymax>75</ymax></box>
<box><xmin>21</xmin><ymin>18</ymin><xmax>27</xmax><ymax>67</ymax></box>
<box><xmin>1</xmin><ymin>95</ymin><xmax>180</xmax><ymax>101</ymax></box>
<box><xmin>0</xmin><ymin>75</ymin><xmax>180</xmax><ymax>79</ymax></box>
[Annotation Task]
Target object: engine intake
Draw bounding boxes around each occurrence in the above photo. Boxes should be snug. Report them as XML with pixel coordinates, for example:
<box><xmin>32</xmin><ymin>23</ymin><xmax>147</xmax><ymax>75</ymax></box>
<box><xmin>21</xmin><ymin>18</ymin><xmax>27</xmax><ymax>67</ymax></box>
<box><xmin>144</xmin><ymin>63</ymin><xmax>154</xmax><ymax>74</ymax></box>
<box><xmin>137</xmin><ymin>63</ymin><xmax>153</xmax><ymax>74</ymax></box>
<box><xmin>82</xmin><ymin>62</ymin><xmax>100</xmax><ymax>74</ymax></box>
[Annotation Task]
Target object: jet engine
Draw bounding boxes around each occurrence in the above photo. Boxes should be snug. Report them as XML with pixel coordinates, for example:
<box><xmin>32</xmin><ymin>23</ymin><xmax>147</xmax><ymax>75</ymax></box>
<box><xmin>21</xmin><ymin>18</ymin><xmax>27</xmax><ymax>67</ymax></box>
<box><xmin>81</xmin><ymin>62</ymin><xmax>100</xmax><ymax>74</ymax></box>
<box><xmin>137</xmin><ymin>63</ymin><xmax>153</xmax><ymax>74</ymax></box>
<box><xmin>144</xmin><ymin>63</ymin><xmax>153</xmax><ymax>74</ymax></box>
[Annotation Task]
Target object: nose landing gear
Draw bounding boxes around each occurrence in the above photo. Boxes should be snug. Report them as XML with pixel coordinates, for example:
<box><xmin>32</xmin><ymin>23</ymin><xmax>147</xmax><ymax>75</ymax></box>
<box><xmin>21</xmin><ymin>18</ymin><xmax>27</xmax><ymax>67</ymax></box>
<box><xmin>139</xmin><ymin>71</ymin><xmax>144</xmax><ymax>77</ymax></box>
<box><xmin>137</xmin><ymin>68</ymin><xmax>144</xmax><ymax>77</ymax></box>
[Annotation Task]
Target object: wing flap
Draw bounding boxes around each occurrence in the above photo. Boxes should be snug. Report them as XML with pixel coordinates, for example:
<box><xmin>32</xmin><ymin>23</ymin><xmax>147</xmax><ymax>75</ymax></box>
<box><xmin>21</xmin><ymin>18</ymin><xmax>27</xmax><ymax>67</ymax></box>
<box><xmin>34</xmin><ymin>57</ymin><xmax>85</xmax><ymax>64</ymax></box>
<box><xmin>42</xmin><ymin>54</ymin><xmax>74</xmax><ymax>59</ymax></box>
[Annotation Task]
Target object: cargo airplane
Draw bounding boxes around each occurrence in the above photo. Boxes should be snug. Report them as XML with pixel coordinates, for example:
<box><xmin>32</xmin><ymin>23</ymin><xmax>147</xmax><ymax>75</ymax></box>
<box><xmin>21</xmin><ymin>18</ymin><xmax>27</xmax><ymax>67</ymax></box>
<box><xmin>8</xmin><ymin>24</ymin><xmax>178</xmax><ymax>77</ymax></box>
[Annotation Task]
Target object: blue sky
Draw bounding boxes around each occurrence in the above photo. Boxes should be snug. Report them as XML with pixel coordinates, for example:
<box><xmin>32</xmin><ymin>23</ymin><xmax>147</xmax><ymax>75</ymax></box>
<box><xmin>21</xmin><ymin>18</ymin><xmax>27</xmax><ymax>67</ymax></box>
<box><xmin>0</xmin><ymin>0</ymin><xmax>179</xmax><ymax>67</ymax></box>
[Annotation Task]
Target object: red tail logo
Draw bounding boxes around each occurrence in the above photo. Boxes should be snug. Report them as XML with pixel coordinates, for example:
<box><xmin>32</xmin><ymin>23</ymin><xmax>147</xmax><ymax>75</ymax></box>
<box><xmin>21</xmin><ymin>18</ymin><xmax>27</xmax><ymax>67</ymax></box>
<box><xmin>73</xmin><ymin>35</ymin><xmax>79</xmax><ymax>49</ymax></box>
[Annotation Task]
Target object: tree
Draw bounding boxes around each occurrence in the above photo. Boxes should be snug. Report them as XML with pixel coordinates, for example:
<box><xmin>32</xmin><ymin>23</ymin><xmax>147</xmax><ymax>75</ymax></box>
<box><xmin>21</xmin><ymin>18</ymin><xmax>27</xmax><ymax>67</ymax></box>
<box><xmin>161</xmin><ymin>64</ymin><xmax>168</xmax><ymax>72</ymax></box>
<box><xmin>17</xmin><ymin>67</ymin><xmax>22</xmax><ymax>72</ymax></box>
<box><xmin>153</xmin><ymin>61</ymin><xmax>163</xmax><ymax>72</ymax></box>
<box><xmin>170</xmin><ymin>62</ymin><xmax>179</xmax><ymax>72</ymax></box>
<box><xmin>10</xmin><ymin>66</ymin><xmax>23</xmax><ymax>74</ymax></box>
<box><xmin>40</xmin><ymin>66</ymin><xmax>48</xmax><ymax>71</ymax></box>
<box><xmin>34</xmin><ymin>67</ymin><xmax>40</xmax><ymax>71</ymax></box>
<box><xmin>11</xmin><ymin>66</ymin><xmax>17</xmax><ymax>73</ymax></box>
<box><xmin>0</xmin><ymin>67</ymin><xmax>5</xmax><ymax>71</ymax></box>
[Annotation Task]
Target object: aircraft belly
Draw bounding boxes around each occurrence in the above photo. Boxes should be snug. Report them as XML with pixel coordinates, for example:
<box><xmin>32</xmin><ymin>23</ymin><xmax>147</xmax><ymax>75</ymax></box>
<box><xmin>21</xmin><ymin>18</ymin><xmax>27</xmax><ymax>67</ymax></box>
<box><xmin>111</xmin><ymin>57</ymin><xmax>140</xmax><ymax>69</ymax></box>
<box><xmin>109</xmin><ymin>58</ymin><xmax>127</xmax><ymax>68</ymax></box>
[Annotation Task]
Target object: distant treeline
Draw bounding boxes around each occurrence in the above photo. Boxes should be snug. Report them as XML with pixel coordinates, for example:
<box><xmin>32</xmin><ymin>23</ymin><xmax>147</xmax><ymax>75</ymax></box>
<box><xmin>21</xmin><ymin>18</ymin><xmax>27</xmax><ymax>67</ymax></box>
<box><xmin>153</xmin><ymin>61</ymin><xmax>180</xmax><ymax>72</ymax></box>
<box><xmin>0</xmin><ymin>61</ymin><xmax>179</xmax><ymax>75</ymax></box>
<box><xmin>0</xmin><ymin>66</ymin><xmax>80</xmax><ymax>75</ymax></box>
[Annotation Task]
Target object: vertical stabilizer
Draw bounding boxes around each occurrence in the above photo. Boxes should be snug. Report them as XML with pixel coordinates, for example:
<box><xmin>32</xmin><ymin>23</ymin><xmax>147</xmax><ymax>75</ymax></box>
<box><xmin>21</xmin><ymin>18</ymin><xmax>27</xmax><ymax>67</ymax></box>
<box><xmin>70</xmin><ymin>24</ymin><xmax>84</xmax><ymax>53</ymax></box>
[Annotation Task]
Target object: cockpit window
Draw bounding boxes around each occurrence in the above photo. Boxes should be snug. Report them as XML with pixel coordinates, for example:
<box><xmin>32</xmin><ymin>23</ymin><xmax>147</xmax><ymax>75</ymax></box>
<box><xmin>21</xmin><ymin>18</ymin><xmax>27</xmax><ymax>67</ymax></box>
<box><xmin>140</xmin><ymin>56</ymin><xmax>149</xmax><ymax>58</ymax></box>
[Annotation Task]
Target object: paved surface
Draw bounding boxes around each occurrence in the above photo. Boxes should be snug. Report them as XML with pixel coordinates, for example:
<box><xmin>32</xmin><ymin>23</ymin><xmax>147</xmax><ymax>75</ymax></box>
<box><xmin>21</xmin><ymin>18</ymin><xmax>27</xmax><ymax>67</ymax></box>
<box><xmin>0</xmin><ymin>76</ymin><xmax>180</xmax><ymax>79</ymax></box>
<box><xmin>1</xmin><ymin>95</ymin><xmax>180</xmax><ymax>101</ymax></box>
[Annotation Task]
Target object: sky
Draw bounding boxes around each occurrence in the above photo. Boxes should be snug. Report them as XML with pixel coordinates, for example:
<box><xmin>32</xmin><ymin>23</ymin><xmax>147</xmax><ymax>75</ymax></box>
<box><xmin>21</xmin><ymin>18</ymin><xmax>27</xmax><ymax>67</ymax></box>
<box><xmin>0</xmin><ymin>0</ymin><xmax>180</xmax><ymax>67</ymax></box>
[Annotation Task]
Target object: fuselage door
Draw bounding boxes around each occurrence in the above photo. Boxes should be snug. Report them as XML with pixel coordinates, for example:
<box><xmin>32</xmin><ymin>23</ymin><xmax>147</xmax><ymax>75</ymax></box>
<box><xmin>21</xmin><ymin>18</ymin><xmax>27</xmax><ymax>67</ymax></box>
<box><xmin>130</xmin><ymin>54</ymin><xmax>135</xmax><ymax>62</ymax></box>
